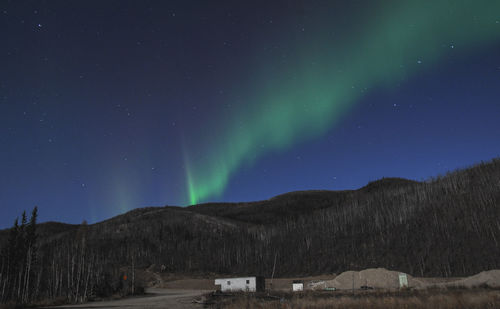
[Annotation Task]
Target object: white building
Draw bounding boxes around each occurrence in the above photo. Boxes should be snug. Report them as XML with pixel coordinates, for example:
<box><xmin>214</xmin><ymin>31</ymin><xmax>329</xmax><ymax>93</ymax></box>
<box><xmin>292</xmin><ymin>281</ymin><xmax>304</xmax><ymax>292</ymax></box>
<box><xmin>215</xmin><ymin>276</ymin><xmax>265</xmax><ymax>292</ymax></box>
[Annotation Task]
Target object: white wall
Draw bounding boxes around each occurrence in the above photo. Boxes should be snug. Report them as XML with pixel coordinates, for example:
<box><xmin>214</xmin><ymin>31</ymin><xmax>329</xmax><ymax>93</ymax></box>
<box><xmin>215</xmin><ymin>277</ymin><xmax>257</xmax><ymax>292</ymax></box>
<box><xmin>292</xmin><ymin>283</ymin><xmax>303</xmax><ymax>291</ymax></box>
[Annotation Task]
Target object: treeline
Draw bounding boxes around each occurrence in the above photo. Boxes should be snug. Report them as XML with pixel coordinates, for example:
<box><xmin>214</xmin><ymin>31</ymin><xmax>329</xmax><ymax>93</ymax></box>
<box><xmin>0</xmin><ymin>207</ymin><xmax>39</xmax><ymax>304</ymax></box>
<box><xmin>0</xmin><ymin>213</ymin><xmax>142</xmax><ymax>306</ymax></box>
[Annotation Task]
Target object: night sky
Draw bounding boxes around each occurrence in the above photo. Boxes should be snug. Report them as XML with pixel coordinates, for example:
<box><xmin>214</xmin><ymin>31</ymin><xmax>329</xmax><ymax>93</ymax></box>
<box><xmin>1</xmin><ymin>0</ymin><xmax>500</xmax><ymax>228</ymax></box>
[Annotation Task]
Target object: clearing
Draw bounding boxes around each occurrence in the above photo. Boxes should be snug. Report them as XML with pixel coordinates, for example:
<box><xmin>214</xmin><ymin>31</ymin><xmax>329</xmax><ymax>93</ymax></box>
<box><xmin>50</xmin><ymin>288</ymin><xmax>208</xmax><ymax>309</ymax></box>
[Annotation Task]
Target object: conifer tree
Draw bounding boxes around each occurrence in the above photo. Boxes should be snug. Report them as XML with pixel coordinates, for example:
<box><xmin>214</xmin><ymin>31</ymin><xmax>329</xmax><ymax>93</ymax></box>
<box><xmin>27</xmin><ymin>207</ymin><xmax>38</xmax><ymax>264</ymax></box>
<box><xmin>23</xmin><ymin>207</ymin><xmax>38</xmax><ymax>302</ymax></box>
<box><xmin>1</xmin><ymin>218</ymin><xmax>19</xmax><ymax>302</ymax></box>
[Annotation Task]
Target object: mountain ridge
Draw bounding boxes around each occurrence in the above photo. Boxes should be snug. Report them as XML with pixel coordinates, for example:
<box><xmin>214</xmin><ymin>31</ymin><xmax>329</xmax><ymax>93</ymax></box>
<box><xmin>1</xmin><ymin>158</ymin><xmax>500</xmax><ymax>278</ymax></box>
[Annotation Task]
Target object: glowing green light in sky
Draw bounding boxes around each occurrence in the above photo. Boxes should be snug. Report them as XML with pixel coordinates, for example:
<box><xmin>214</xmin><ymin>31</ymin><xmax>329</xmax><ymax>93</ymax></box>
<box><xmin>184</xmin><ymin>0</ymin><xmax>500</xmax><ymax>205</ymax></box>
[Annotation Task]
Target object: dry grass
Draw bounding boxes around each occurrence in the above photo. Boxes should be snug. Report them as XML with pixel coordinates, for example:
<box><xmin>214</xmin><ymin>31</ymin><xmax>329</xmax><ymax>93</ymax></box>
<box><xmin>212</xmin><ymin>289</ymin><xmax>500</xmax><ymax>309</ymax></box>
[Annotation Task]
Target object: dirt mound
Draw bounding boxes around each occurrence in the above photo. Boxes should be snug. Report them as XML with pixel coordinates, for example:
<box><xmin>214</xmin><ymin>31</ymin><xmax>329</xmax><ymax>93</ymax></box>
<box><xmin>313</xmin><ymin>268</ymin><xmax>500</xmax><ymax>290</ymax></box>
<box><xmin>314</xmin><ymin>268</ymin><xmax>425</xmax><ymax>290</ymax></box>
<box><xmin>441</xmin><ymin>270</ymin><xmax>500</xmax><ymax>288</ymax></box>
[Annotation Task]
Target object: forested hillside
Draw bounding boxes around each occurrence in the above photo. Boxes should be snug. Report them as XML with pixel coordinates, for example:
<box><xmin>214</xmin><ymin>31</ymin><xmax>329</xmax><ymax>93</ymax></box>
<box><xmin>1</xmin><ymin>158</ymin><xmax>500</xmax><ymax>304</ymax></box>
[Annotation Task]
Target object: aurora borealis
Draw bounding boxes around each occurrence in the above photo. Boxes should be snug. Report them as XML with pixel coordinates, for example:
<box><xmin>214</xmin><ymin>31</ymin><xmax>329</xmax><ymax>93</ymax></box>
<box><xmin>1</xmin><ymin>0</ymin><xmax>500</xmax><ymax>227</ymax></box>
<box><xmin>183</xmin><ymin>1</ymin><xmax>500</xmax><ymax>205</ymax></box>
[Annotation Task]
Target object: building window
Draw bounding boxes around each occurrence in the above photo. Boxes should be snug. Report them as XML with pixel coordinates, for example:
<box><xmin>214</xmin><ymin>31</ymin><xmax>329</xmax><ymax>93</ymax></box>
<box><xmin>227</xmin><ymin>281</ymin><xmax>231</xmax><ymax>285</ymax></box>
<box><xmin>246</xmin><ymin>280</ymin><xmax>250</xmax><ymax>284</ymax></box>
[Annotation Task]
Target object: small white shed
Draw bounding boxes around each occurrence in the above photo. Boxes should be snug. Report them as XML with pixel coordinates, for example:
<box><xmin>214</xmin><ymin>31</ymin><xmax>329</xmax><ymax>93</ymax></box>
<box><xmin>292</xmin><ymin>280</ymin><xmax>304</xmax><ymax>291</ymax></box>
<box><xmin>215</xmin><ymin>276</ymin><xmax>265</xmax><ymax>292</ymax></box>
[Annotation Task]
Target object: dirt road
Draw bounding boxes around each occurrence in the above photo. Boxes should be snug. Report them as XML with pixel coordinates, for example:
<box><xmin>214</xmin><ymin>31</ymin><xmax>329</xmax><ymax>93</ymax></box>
<box><xmin>51</xmin><ymin>288</ymin><xmax>209</xmax><ymax>309</ymax></box>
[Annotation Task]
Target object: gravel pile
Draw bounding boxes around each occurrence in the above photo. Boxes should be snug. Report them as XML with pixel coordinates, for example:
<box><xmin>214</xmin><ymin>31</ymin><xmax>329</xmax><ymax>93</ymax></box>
<box><xmin>312</xmin><ymin>268</ymin><xmax>424</xmax><ymax>290</ymax></box>
<box><xmin>440</xmin><ymin>270</ymin><xmax>500</xmax><ymax>288</ymax></box>
<box><xmin>311</xmin><ymin>268</ymin><xmax>500</xmax><ymax>290</ymax></box>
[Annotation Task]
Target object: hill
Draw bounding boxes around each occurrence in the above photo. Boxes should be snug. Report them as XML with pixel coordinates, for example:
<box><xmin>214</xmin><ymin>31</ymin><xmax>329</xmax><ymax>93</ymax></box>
<box><xmin>1</xmin><ymin>158</ymin><xmax>500</xmax><ymax>302</ymax></box>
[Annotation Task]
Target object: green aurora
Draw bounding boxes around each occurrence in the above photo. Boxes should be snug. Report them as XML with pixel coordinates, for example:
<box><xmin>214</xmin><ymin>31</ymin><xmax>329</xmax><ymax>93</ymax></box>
<box><xmin>184</xmin><ymin>0</ymin><xmax>500</xmax><ymax>205</ymax></box>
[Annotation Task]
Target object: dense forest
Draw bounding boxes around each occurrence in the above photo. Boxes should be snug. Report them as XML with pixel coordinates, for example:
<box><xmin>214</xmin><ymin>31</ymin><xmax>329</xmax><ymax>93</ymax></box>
<box><xmin>1</xmin><ymin>158</ymin><xmax>500</xmax><ymax>304</ymax></box>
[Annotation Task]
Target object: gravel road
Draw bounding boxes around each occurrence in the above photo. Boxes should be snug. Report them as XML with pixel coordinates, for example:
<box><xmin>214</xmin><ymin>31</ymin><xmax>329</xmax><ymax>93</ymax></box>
<box><xmin>50</xmin><ymin>288</ymin><xmax>209</xmax><ymax>309</ymax></box>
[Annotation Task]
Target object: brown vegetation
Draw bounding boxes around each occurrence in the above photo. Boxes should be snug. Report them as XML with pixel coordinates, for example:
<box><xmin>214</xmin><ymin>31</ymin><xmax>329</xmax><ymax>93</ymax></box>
<box><xmin>210</xmin><ymin>289</ymin><xmax>500</xmax><ymax>309</ymax></box>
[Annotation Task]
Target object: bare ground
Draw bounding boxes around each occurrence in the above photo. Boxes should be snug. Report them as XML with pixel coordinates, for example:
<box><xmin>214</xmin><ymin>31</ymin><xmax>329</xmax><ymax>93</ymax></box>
<box><xmin>208</xmin><ymin>289</ymin><xmax>500</xmax><ymax>309</ymax></box>
<box><xmin>44</xmin><ymin>268</ymin><xmax>500</xmax><ymax>309</ymax></box>
<box><xmin>48</xmin><ymin>288</ymin><xmax>209</xmax><ymax>309</ymax></box>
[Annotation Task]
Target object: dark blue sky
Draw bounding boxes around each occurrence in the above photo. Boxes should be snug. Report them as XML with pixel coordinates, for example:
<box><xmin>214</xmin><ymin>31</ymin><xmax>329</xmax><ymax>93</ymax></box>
<box><xmin>1</xmin><ymin>1</ymin><xmax>499</xmax><ymax>228</ymax></box>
